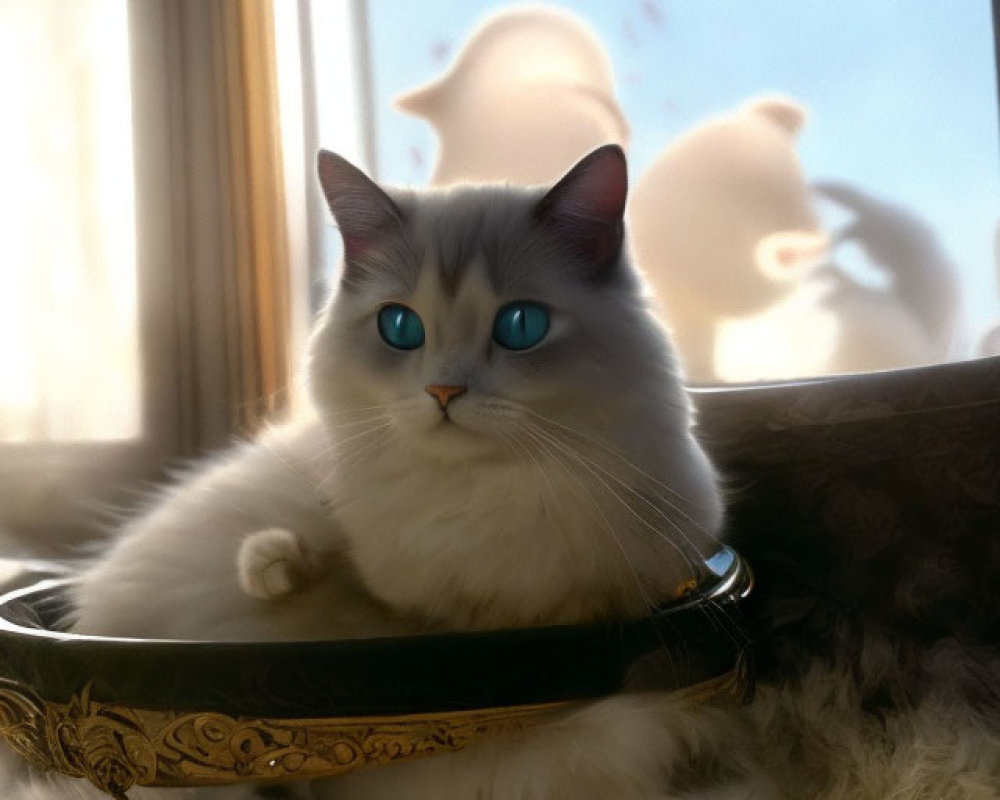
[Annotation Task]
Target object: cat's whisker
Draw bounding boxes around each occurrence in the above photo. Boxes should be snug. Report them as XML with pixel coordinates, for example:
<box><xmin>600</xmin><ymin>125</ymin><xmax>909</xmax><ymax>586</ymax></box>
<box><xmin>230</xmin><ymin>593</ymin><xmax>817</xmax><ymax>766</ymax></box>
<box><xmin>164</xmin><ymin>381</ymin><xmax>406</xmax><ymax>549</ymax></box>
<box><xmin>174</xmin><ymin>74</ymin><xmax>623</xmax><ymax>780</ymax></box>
<box><xmin>318</xmin><ymin>428</ymin><xmax>397</xmax><ymax>499</ymax></box>
<box><xmin>519</xmin><ymin>426</ymin><xmax>660</xmax><ymax>617</ymax></box>
<box><xmin>314</xmin><ymin>401</ymin><xmax>397</xmax><ymax>417</ymax></box>
<box><xmin>301</xmin><ymin>422</ymin><xmax>395</xmax><ymax>483</ymax></box>
<box><xmin>688</xmin><ymin>599</ymin><xmax>746</xmax><ymax>657</ymax></box>
<box><xmin>526</xmin><ymin>422</ymin><xmax>718</xmax><ymax>560</ymax></box>
<box><xmin>316</xmin><ymin>415</ymin><xmax>395</xmax><ymax>435</ymax></box>
<box><xmin>519</xmin><ymin>431</ymin><xmax>642</xmax><ymax>616</ymax></box>
<box><xmin>257</xmin><ymin>437</ymin><xmax>344</xmax><ymax>502</ymax></box>
<box><xmin>523</xmin><ymin>424</ymin><xmax>702</xmax><ymax>579</ymax></box>
<box><xmin>504</xmin><ymin>431</ymin><xmax>560</xmax><ymax>527</ymax></box>
<box><xmin>524</xmin><ymin>410</ymin><xmax>718</xmax><ymax>539</ymax></box>
<box><xmin>320</xmin><ymin>422</ymin><xmax>394</xmax><ymax>453</ymax></box>
<box><xmin>523</xmin><ymin>428</ymin><xmax>685</xmax><ymax>686</ymax></box>
<box><xmin>706</xmin><ymin>598</ymin><xmax>749</xmax><ymax>648</ymax></box>
<box><xmin>524</xmin><ymin>416</ymin><xmax>701</xmax><ymax>521</ymax></box>
<box><xmin>473</xmin><ymin>398</ymin><xmax>528</xmax><ymax>420</ymax></box>
<box><xmin>522</xmin><ymin>409</ymin><xmax>707</xmax><ymax>511</ymax></box>
<box><xmin>262</xmin><ymin>424</ymin><xmax>393</xmax><ymax>516</ymax></box>
<box><xmin>333</xmin><ymin>425</ymin><xmax>395</xmax><ymax>464</ymax></box>
<box><xmin>500</xmin><ymin>432</ymin><xmax>551</xmax><ymax>522</ymax></box>
<box><xmin>296</xmin><ymin>417</ymin><xmax>394</xmax><ymax>464</ymax></box>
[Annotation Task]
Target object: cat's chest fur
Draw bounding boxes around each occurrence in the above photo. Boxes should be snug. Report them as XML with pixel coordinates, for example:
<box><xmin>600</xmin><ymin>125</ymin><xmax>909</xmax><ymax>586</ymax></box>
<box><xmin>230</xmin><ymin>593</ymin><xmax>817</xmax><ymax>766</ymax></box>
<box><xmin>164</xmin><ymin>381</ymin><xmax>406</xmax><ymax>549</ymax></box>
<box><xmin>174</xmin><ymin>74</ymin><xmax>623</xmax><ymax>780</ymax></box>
<box><xmin>328</xmin><ymin>446</ymin><xmax>633</xmax><ymax>631</ymax></box>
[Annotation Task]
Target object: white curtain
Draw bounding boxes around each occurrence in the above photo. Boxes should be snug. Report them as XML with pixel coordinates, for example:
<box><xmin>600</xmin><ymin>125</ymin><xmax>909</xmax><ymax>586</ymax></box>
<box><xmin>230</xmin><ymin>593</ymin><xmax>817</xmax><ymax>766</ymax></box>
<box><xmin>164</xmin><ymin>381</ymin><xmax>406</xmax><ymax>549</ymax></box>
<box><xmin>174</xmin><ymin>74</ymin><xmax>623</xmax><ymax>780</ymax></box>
<box><xmin>0</xmin><ymin>0</ymin><xmax>140</xmax><ymax>442</ymax></box>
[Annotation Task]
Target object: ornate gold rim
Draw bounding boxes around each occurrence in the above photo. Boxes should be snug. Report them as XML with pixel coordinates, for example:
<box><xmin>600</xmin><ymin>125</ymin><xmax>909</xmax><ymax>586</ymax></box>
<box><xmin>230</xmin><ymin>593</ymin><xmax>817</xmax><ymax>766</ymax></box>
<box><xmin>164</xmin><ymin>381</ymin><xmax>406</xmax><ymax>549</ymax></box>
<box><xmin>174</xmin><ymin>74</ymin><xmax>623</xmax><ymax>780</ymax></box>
<box><xmin>0</xmin><ymin>678</ymin><xmax>568</xmax><ymax>798</ymax></box>
<box><xmin>0</xmin><ymin>664</ymin><xmax>746</xmax><ymax>799</ymax></box>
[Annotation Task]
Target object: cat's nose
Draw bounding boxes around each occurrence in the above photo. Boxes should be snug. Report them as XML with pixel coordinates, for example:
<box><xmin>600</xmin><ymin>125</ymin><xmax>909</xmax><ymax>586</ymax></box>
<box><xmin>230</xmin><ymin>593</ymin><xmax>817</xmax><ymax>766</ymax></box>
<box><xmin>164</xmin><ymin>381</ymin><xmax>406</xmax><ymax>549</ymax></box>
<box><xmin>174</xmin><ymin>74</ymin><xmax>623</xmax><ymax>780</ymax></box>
<box><xmin>425</xmin><ymin>384</ymin><xmax>467</xmax><ymax>410</ymax></box>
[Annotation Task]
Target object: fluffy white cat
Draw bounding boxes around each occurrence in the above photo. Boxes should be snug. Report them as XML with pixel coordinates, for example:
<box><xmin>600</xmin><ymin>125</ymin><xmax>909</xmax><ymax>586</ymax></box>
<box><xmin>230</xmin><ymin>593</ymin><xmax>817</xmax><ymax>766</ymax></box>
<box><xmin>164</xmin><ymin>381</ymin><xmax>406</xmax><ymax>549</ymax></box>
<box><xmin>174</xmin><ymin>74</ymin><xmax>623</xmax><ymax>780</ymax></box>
<box><xmin>3</xmin><ymin>146</ymin><xmax>753</xmax><ymax>799</ymax></box>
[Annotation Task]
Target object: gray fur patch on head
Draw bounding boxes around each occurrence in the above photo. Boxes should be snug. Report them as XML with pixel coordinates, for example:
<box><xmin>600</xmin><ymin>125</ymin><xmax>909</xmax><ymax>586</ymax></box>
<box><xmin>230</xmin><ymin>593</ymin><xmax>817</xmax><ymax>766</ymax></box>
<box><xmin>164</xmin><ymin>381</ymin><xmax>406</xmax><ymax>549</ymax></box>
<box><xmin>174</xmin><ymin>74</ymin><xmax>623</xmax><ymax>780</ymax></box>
<box><xmin>385</xmin><ymin>183</ymin><xmax>635</xmax><ymax>299</ymax></box>
<box><xmin>392</xmin><ymin>185</ymin><xmax>542</xmax><ymax>296</ymax></box>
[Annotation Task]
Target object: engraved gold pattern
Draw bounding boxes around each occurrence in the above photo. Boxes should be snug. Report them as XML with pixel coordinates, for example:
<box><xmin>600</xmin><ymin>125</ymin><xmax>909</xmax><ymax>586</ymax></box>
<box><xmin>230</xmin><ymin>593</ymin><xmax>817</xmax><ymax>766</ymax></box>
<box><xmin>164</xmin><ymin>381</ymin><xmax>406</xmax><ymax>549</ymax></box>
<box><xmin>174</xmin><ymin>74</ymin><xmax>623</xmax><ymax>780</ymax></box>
<box><xmin>0</xmin><ymin>678</ymin><xmax>566</xmax><ymax>798</ymax></box>
<box><xmin>0</xmin><ymin>668</ymin><xmax>744</xmax><ymax>799</ymax></box>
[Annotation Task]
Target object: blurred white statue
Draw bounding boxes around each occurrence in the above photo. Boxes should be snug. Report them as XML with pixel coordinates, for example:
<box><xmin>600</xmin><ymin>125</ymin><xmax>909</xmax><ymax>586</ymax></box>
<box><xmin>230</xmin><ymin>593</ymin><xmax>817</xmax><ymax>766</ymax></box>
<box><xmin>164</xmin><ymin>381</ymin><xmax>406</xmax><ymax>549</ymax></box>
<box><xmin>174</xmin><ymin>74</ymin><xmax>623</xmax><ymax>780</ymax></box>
<box><xmin>718</xmin><ymin>182</ymin><xmax>960</xmax><ymax>380</ymax></box>
<box><xmin>628</xmin><ymin>96</ymin><xmax>828</xmax><ymax>381</ymax></box>
<box><xmin>630</xmin><ymin>96</ymin><xmax>959</xmax><ymax>381</ymax></box>
<box><xmin>396</xmin><ymin>4</ymin><xmax>628</xmax><ymax>186</ymax></box>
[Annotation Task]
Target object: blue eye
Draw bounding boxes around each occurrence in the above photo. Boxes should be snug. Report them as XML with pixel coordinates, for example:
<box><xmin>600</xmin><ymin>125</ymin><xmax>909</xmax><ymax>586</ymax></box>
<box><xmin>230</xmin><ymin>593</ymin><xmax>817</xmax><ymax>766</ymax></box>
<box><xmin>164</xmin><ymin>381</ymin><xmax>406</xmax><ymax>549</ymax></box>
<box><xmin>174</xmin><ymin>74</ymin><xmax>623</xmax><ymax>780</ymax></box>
<box><xmin>378</xmin><ymin>304</ymin><xmax>425</xmax><ymax>350</ymax></box>
<box><xmin>492</xmin><ymin>302</ymin><xmax>550</xmax><ymax>351</ymax></box>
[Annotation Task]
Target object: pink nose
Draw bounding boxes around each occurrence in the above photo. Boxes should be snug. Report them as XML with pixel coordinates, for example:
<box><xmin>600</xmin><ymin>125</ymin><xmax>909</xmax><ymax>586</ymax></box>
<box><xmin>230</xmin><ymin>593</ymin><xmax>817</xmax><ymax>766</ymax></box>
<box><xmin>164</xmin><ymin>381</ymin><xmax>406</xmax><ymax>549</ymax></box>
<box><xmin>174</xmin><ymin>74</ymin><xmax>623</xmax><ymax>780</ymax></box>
<box><xmin>425</xmin><ymin>384</ymin><xmax>467</xmax><ymax>409</ymax></box>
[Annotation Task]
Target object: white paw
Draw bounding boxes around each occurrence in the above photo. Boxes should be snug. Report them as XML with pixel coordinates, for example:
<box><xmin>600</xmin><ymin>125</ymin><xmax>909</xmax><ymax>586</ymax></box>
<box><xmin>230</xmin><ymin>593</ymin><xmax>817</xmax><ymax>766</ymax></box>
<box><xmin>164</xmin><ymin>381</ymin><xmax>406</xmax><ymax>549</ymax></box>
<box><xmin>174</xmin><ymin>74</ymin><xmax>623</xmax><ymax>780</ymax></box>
<box><xmin>237</xmin><ymin>528</ymin><xmax>311</xmax><ymax>600</ymax></box>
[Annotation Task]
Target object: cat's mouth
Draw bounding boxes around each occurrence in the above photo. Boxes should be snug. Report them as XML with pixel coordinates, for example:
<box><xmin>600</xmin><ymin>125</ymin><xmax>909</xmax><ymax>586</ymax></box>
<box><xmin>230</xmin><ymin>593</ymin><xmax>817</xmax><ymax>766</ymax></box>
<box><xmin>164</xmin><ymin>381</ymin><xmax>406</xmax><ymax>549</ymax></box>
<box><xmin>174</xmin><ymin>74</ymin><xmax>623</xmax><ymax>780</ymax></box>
<box><xmin>429</xmin><ymin>410</ymin><xmax>490</xmax><ymax>442</ymax></box>
<box><xmin>410</xmin><ymin>411</ymin><xmax>500</xmax><ymax>461</ymax></box>
<box><xmin>435</xmin><ymin>403</ymin><xmax>469</xmax><ymax>429</ymax></box>
<box><xmin>435</xmin><ymin>413</ymin><xmax>465</xmax><ymax>431</ymax></box>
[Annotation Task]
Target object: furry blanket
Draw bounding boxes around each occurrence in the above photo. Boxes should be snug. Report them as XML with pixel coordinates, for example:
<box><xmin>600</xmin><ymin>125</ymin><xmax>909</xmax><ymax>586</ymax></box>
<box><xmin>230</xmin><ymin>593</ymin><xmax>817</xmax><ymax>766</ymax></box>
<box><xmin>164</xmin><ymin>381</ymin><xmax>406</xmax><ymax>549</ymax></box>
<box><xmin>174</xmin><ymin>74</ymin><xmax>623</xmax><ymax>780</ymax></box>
<box><xmin>696</xmin><ymin>355</ymin><xmax>1000</xmax><ymax>797</ymax></box>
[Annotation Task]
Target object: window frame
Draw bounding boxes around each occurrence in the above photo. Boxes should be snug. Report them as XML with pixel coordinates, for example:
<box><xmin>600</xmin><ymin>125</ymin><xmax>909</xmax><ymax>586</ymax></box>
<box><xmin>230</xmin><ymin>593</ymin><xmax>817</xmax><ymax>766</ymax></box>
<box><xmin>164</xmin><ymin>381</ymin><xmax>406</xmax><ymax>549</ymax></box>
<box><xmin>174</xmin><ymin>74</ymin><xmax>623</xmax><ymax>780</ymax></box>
<box><xmin>0</xmin><ymin>0</ymin><xmax>376</xmax><ymax>548</ymax></box>
<box><xmin>0</xmin><ymin>0</ymin><xmax>227</xmax><ymax>547</ymax></box>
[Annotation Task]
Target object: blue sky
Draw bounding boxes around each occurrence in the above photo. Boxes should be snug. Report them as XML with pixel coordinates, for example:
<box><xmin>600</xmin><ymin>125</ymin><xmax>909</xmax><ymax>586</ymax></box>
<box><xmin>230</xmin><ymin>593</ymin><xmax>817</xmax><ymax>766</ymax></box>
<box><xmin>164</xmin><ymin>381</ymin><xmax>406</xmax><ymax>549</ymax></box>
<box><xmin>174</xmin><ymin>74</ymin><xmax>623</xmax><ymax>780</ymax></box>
<box><xmin>367</xmin><ymin>1</ymin><xmax>999</xmax><ymax>348</ymax></box>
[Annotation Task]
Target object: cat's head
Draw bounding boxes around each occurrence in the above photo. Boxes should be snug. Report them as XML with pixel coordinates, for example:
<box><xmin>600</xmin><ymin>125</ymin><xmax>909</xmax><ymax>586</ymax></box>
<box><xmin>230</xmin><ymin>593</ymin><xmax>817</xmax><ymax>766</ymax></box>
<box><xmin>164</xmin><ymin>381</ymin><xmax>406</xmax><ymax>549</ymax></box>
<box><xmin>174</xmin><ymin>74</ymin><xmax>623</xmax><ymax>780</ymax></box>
<box><xmin>309</xmin><ymin>146</ymin><xmax>720</xmax><ymax>522</ymax></box>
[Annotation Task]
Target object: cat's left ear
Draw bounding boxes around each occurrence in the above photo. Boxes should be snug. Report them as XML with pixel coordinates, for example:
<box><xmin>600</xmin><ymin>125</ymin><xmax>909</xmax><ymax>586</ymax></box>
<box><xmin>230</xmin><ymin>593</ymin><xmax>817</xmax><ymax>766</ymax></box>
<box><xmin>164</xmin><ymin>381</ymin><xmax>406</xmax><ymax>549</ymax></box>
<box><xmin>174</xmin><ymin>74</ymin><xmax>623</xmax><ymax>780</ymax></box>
<box><xmin>317</xmin><ymin>150</ymin><xmax>402</xmax><ymax>265</ymax></box>
<box><xmin>534</xmin><ymin>144</ymin><xmax>628</xmax><ymax>277</ymax></box>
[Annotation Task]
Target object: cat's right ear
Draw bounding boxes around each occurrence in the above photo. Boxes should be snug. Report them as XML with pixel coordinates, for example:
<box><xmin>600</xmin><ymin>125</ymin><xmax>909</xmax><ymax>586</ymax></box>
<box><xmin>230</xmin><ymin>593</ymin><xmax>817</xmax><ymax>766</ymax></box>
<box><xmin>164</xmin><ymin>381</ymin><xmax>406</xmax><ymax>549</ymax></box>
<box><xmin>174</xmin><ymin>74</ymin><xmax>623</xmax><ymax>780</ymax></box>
<box><xmin>317</xmin><ymin>150</ymin><xmax>402</xmax><ymax>265</ymax></box>
<box><xmin>534</xmin><ymin>144</ymin><xmax>628</xmax><ymax>279</ymax></box>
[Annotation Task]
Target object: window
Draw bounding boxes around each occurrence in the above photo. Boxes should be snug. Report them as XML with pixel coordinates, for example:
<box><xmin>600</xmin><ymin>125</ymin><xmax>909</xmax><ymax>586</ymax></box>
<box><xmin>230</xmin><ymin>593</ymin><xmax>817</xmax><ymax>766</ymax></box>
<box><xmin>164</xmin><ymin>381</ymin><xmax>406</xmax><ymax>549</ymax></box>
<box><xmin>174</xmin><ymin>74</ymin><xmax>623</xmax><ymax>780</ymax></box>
<box><xmin>297</xmin><ymin>0</ymin><xmax>375</xmax><ymax>318</ymax></box>
<box><xmin>0</xmin><ymin>0</ymin><xmax>341</xmax><ymax>545</ymax></box>
<box><xmin>363</xmin><ymin>1</ymin><xmax>999</xmax><ymax>382</ymax></box>
<box><xmin>3</xmin><ymin>1</ymin><xmax>996</xmax><ymax>543</ymax></box>
<box><xmin>0</xmin><ymin>0</ymin><xmax>140</xmax><ymax>443</ymax></box>
<box><xmin>0</xmin><ymin>0</ymin><xmax>180</xmax><ymax>545</ymax></box>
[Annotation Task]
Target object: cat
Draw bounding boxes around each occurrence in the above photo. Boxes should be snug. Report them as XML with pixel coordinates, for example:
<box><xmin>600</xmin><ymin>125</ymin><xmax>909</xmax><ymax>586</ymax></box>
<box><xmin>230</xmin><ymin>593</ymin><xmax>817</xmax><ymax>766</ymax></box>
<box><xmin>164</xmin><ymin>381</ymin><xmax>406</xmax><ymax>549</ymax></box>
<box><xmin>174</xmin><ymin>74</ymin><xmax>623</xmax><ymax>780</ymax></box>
<box><xmin>4</xmin><ymin>145</ymin><xmax>755</xmax><ymax>799</ymax></box>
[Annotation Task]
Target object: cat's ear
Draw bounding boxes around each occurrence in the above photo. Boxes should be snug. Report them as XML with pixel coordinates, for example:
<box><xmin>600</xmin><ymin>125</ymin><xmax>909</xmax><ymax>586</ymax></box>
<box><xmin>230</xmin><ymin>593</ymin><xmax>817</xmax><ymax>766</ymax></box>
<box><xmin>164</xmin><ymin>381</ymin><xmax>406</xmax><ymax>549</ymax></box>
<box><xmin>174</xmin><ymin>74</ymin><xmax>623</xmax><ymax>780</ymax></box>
<box><xmin>317</xmin><ymin>150</ymin><xmax>402</xmax><ymax>264</ymax></box>
<box><xmin>534</xmin><ymin>144</ymin><xmax>628</xmax><ymax>276</ymax></box>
